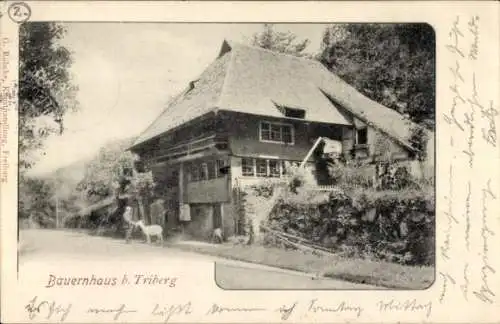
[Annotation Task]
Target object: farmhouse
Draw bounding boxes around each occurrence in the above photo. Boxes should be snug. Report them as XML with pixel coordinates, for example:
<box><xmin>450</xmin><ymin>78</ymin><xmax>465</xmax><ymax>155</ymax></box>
<box><xmin>129</xmin><ymin>40</ymin><xmax>434</xmax><ymax>239</ymax></box>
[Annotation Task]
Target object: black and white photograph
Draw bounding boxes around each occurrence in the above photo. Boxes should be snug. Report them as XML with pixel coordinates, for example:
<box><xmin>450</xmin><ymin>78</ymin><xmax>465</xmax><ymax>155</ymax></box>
<box><xmin>2</xmin><ymin>1</ymin><xmax>500</xmax><ymax>323</ymax></box>
<box><xmin>16</xmin><ymin>21</ymin><xmax>436</xmax><ymax>290</ymax></box>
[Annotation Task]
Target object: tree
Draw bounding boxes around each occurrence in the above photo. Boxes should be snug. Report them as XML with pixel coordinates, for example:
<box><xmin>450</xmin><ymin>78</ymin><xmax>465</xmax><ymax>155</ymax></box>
<box><xmin>18</xmin><ymin>175</ymin><xmax>57</xmax><ymax>227</ymax></box>
<box><xmin>76</xmin><ymin>138</ymin><xmax>155</xmax><ymax>225</ymax></box>
<box><xmin>319</xmin><ymin>24</ymin><xmax>435</xmax><ymax>129</ymax></box>
<box><xmin>19</xmin><ymin>22</ymin><xmax>79</xmax><ymax>170</ymax></box>
<box><xmin>251</xmin><ymin>24</ymin><xmax>311</xmax><ymax>57</ymax></box>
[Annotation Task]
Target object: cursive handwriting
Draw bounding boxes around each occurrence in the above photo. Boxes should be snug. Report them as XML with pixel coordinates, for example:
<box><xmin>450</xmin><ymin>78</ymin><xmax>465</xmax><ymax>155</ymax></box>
<box><xmin>276</xmin><ymin>302</ymin><xmax>297</xmax><ymax>320</ymax></box>
<box><xmin>449</xmin><ymin>61</ymin><xmax>464</xmax><ymax>83</ymax></box>
<box><xmin>460</xmin><ymin>263</ymin><xmax>470</xmax><ymax>301</ymax></box>
<box><xmin>472</xmin><ymin>180</ymin><xmax>497</xmax><ymax>304</ymax></box>
<box><xmin>377</xmin><ymin>299</ymin><xmax>432</xmax><ymax>318</ymax></box>
<box><xmin>446</xmin><ymin>16</ymin><xmax>465</xmax><ymax>57</ymax></box>
<box><xmin>87</xmin><ymin>304</ymin><xmax>137</xmax><ymax>321</ymax></box>
<box><xmin>206</xmin><ymin>303</ymin><xmax>267</xmax><ymax>315</ymax></box>
<box><xmin>468</xmin><ymin>16</ymin><xmax>479</xmax><ymax>60</ymax></box>
<box><xmin>438</xmin><ymin>272</ymin><xmax>456</xmax><ymax>304</ymax></box>
<box><xmin>24</xmin><ymin>296</ymin><xmax>72</xmax><ymax>322</ymax></box>
<box><xmin>151</xmin><ymin>302</ymin><xmax>193</xmax><ymax>323</ymax></box>
<box><xmin>444</xmin><ymin>61</ymin><xmax>466</xmax><ymax>131</ymax></box>
<box><xmin>441</xmin><ymin>161</ymin><xmax>458</xmax><ymax>261</ymax></box>
<box><xmin>480</xmin><ymin>101</ymin><xmax>498</xmax><ymax>147</ymax></box>
<box><xmin>308</xmin><ymin>299</ymin><xmax>363</xmax><ymax>318</ymax></box>
<box><xmin>464</xmin><ymin>181</ymin><xmax>471</xmax><ymax>251</ymax></box>
<box><xmin>462</xmin><ymin>73</ymin><xmax>482</xmax><ymax>167</ymax></box>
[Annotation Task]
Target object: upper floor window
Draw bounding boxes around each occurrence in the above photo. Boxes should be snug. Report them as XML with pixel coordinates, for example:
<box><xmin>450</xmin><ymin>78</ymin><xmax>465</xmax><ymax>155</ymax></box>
<box><xmin>200</xmin><ymin>163</ymin><xmax>209</xmax><ymax>181</ymax></box>
<box><xmin>216</xmin><ymin>159</ymin><xmax>230</xmax><ymax>177</ymax></box>
<box><xmin>356</xmin><ymin>128</ymin><xmax>368</xmax><ymax>145</ymax></box>
<box><xmin>260</xmin><ymin>121</ymin><xmax>294</xmax><ymax>144</ymax></box>
<box><xmin>187</xmin><ymin>157</ymin><xmax>230</xmax><ymax>182</ymax></box>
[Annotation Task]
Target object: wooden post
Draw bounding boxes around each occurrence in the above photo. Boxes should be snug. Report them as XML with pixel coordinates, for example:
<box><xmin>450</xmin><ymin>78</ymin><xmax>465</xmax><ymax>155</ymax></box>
<box><xmin>300</xmin><ymin>137</ymin><xmax>323</xmax><ymax>168</ymax></box>
<box><xmin>178</xmin><ymin>163</ymin><xmax>185</xmax><ymax>233</ymax></box>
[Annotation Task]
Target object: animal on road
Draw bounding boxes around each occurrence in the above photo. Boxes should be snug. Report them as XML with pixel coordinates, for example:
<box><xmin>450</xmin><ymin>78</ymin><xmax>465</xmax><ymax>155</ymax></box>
<box><xmin>135</xmin><ymin>220</ymin><xmax>164</xmax><ymax>245</ymax></box>
<box><xmin>211</xmin><ymin>227</ymin><xmax>223</xmax><ymax>244</ymax></box>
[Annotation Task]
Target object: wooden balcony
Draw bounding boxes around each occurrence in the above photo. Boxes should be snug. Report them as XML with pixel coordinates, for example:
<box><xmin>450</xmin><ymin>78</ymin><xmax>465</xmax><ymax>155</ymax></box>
<box><xmin>145</xmin><ymin>134</ymin><xmax>229</xmax><ymax>163</ymax></box>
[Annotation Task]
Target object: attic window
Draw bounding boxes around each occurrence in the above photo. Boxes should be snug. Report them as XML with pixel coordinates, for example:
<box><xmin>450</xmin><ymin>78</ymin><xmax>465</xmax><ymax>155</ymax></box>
<box><xmin>284</xmin><ymin>107</ymin><xmax>306</xmax><ymax>119</ymax></box>
<box><xmin>187</xmin><ymin>79</ymin><xmax>200</xmax><ymax>93</ymax></box>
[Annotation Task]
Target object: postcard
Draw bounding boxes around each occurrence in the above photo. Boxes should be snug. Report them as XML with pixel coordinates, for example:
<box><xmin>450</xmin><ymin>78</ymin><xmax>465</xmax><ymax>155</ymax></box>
<box><xmin>1</xmin><ymin>1</ymin><xmax>499</xmax><ymax>323</ymax></box>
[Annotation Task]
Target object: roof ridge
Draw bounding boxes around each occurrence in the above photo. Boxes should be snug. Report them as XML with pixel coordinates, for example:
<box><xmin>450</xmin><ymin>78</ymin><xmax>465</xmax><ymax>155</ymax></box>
<box><xmin>228</xmin><ymin>40</ymin><xmax>316</xmax><ymax>64</ymax></box>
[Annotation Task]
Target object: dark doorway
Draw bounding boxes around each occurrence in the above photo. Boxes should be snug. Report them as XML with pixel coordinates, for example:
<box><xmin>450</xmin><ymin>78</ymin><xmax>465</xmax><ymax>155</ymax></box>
<box><xmin>213</xmin><ymin>204</ymin><xmax>223</xmax><ymax>229</ymax></box>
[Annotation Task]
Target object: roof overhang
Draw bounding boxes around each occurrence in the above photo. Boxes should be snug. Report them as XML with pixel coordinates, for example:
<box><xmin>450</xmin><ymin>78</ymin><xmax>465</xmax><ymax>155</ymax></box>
<box><xmin>128</xmin><ymin>110</ymin><xmax>218</xmax><ymax>153</ymax></box>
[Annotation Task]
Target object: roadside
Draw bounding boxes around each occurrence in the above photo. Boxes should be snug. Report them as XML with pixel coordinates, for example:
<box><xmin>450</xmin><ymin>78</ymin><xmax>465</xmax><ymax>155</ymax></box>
<box><xmin>171</xmin><ymin>240</ymin><xmax>434</xmax><ymax>289</ymax></box>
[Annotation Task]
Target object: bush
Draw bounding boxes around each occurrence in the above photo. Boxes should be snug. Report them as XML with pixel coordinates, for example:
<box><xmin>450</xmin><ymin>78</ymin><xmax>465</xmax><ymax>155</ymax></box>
<box><xmin>328</xmin><ymin>162</ymin><xmax>375</xmax><ymax>189</ymax></box>
<box><xmin>265</xmin><ymin>185</ymin><xmax>435</xmax><ymax>266</ymax></box>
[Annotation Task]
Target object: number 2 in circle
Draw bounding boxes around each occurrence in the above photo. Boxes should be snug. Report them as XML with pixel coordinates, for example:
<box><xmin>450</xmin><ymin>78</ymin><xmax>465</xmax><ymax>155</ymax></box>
<box><xmin>8</xmin><ymin>2</ymin><xmax>31</xmax><ymax>23</ymax></box>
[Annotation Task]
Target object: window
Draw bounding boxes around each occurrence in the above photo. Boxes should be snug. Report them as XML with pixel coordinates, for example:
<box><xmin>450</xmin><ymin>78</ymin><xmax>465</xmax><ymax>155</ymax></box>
<box><xmin>187</xmin><ymin>158</ymin><xmax>230</xmax><ymax>182</ymax></box>
<box><xmin>270</xmin><ymin>124</ymin><xmax>282</xmax><ymax>141</ymax></box>
<box><xmin>256</xmin><ymin>159</ymin><xmax>268</xmax><ymax>177</ymax></box>
<box><xmin>284</xmin><ymin>108</ymin><xmax>306</xmax><ymax>119</ymax></box>
<box><xmin>190</xmin><ymin>164</ymin><xmax>200</xmax><ymax>182</ymax></box>
<box><xmin>216</xmin><ymin>159</ymin><xmax>230</xmax><ymax>177</ymax></box>
<box><xmin>206</xmin><ymin>161</ymin><xmax>216</xmax><ymax>179</ymax></box>
<box><xmin>260</xmin><ymin>123</ymin><xmax>271</xmax><ymax>141</ymax></box>
<box><xmin>356</xmin><ymin>128</ymin><xmax>368</xmax><ymax>145</ymax></box>
<box><xmin>260</xmin><ymin>121</ymin><xmax>294</xmax><ymax>144</ymax></box>
<box><xmin>200</xmin><ymin>163</ymin><xmax>209</xmax><ymax>180</ymax></box>
<box><xmin>241</xmin><ymin>158</ymin><xmax>289</xmax><ymax>178</ymax></box>
<box><xmin>242</xmin><ymin>158</ymin><xmax>254</xmax><ymax>176</ymax></box>
<box><xmin>282</xmin><ymin>126</ymin><xmax>292</xmax><ymax>143</ymax></box>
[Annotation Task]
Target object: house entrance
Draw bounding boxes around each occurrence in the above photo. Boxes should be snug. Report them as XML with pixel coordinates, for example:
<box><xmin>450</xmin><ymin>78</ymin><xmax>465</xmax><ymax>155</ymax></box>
<box><xmin>213</xmin><ymin>204</ymin><xmax>222</xmax><ymax>229</ymax></box>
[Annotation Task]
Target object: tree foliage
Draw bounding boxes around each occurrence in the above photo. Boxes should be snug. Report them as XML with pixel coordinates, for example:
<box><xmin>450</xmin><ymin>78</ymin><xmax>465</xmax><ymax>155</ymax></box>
<box><xmin>252</xmin><ymin>24</ymin><xmax>311</xmax><ymax>57</ymax></box>
<box><xmin>19</xmin><ymin>22</ymin><xmax>79</xmax><ymax>169</ymax></box>
<box><xmin>76</xmin><ymin>138</ymin><xmax>155</xmax><ymax>204</ymax></box>
<box><xmin>18</xmin><ymin>174</ymin><xmax>58</xmax><ymax>227</ymax></box>
<box><xmin>318</xmin><ymin>24</ymin><xmax>435</xmax><ymax>128</ymax></box>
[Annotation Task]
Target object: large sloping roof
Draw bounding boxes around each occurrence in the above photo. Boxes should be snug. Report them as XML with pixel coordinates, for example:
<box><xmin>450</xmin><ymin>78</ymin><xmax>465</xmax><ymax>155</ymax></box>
<box><xmin>132</xmin><ymin>52</ymin><xmax>231</xmax><ymax>147</ymax></box>
<box><xmin>131</xmin><ymin>40</ymin><xmax>418</xmax><ymax>151</ymax></box>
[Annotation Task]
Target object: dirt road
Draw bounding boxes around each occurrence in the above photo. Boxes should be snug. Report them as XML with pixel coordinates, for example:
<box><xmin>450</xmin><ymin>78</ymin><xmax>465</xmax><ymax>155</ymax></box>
<box><xmin>19</xmin><ymin>229</ymin><xmax>377</xmax><ymax>289</ymax></box>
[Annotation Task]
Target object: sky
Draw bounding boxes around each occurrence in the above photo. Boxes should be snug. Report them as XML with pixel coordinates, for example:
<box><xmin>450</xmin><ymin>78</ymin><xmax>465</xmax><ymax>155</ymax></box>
<box><xmin>28</xmin><ymin>23</ymin><xmax>330</xmax><ymax>176</ymax></box>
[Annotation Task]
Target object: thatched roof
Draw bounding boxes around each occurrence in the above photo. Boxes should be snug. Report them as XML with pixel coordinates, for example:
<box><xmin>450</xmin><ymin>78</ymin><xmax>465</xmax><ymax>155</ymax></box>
<box><xmin>131</xmin><ymin>40</ymin><xmax>420</xmax><ymax>152</ymax></box>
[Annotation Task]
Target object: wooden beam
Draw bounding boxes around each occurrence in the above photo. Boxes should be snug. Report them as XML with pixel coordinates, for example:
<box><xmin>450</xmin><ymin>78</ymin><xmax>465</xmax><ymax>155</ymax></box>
<box><xmin>299</xmin><ymin>137</ymin><xmax>323</xmax><ymax>168</ymax></box>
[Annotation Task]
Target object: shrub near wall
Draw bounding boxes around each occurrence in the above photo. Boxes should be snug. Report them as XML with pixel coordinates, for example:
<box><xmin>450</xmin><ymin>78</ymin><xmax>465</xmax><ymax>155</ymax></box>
<box><xmin>266</xmin><ymin>186</ymin><xmax>435</xmax><ymax>266</ymax></box>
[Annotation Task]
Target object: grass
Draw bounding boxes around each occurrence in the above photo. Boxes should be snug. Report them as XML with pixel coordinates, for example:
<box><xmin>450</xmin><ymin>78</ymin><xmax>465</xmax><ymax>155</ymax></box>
<box><xmin>172</xmin><ymin>242</ymin><xmax>434</xmax><ymax>289</ymax></box>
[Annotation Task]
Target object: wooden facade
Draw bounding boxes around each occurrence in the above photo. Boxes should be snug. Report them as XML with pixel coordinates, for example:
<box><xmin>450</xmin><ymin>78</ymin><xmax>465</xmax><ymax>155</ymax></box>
<box><xmin>133</xmin><ymin>110</ymin><xmax>411</xmax><ymax>240</ymax></box>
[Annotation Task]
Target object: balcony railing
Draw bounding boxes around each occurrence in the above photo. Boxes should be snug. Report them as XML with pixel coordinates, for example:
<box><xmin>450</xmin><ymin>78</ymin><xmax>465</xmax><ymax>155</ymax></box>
<box><xmin>147</xmin><ymin>134</ymin><xmax>229</xmax><ymax>162</ymax></box>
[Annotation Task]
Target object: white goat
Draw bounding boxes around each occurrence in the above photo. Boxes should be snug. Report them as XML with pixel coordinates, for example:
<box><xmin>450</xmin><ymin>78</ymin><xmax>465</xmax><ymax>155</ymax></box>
<box><xmin>211</xmin><ymin>227</ymin><xmax>223</xmax><ymax>244</ymax></box>
<box><xmin>135</xmin><ymin>220</ymin><xmax>164</xmax><ymax>245</ymax></box>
